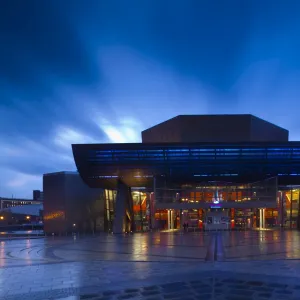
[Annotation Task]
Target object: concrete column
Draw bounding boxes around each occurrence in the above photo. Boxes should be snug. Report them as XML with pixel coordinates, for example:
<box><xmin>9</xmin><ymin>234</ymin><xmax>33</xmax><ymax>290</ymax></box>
<box><xmin>167</xmin><ymin>210</ymin><xmax>171</xmax><ymax>229</ymax></box>
<box><xmin>113</xmin><ymin>180</ymin><xmax>131</xmax><ymax>234</ymax></box>
<box><xmin>170</xmin><ymin>210</ymin><xmax>174</xmax><ymax>229</ymax></box>
<box><xmin>262</xmin><ymin>208</ymin><xmax>266</xmax><ymax>229</ymax></box>
<box><xmin>259</xmin><ymin>208</ymin><xmax>263</xmax><ymax>229</ymax></box>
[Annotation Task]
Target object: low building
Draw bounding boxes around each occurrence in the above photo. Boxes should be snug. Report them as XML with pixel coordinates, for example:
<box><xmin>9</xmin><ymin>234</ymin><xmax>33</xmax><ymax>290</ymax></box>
<box><xmin>0</xmin><ymin>197</ymin><xmax>42</xmax><ymax>210</ymax></box>
<box><xmin>0</xmin><ymin>204</ymin><xmax>43</xmax><ymax>225</ymax></box>
<box><xmin>43</xmin><ymin>171</ymin><xmax>103</xmax><ymax>234</ymax></box>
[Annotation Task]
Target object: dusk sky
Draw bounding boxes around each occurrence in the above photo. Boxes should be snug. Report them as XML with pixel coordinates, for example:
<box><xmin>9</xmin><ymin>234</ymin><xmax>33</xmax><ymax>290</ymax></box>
<box><xmin>1</xmin><ymin>0</ymin><xmax>300</xmax><ymax>198</ymax></box>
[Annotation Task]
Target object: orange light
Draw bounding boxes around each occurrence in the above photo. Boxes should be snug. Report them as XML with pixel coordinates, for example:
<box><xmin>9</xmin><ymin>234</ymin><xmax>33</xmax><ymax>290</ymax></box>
<box><xmin>26</xmin><ymin>216</ymin><xmax>30</xmax><ymax>220</ymax></box>
<box><xmin>0</xmin><ymin>216</ymin><xmax>3</xmax><ymax>220</ymax></box>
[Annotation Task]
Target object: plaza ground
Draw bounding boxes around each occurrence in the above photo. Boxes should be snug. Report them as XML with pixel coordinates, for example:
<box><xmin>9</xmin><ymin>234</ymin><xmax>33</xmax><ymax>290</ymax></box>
<box><xmin>1</xmin><ymin>231</ymin><xmax>300</xmax><ymax>299</ymax></box>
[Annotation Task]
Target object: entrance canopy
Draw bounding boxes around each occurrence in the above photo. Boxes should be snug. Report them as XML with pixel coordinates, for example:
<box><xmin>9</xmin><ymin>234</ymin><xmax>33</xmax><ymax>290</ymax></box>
<box><xmin>72</xmin><ymin>142</ymin><xmax>300</xmax><ymax>189</ymax></box>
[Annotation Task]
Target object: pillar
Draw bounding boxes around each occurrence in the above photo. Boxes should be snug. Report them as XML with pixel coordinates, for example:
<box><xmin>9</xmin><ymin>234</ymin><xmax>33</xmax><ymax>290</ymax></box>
<box><xmin>113</xmin><ymin>180</ymin><xmax>133</xmax><ymax>234</ymax></box>
<box><xmin>170</xmin><ymin>210</ymin><xmax>174</xmax><ymax>229</ymax></box>
<box><xmin>167</xmin><ymin>210</ymin><xmax>171</xmax><ymax>230</ymax></box>
<box><xmin>259</xmin><ymin>208</ymin><xmax>263</xmax><ymax>229</ymax></box>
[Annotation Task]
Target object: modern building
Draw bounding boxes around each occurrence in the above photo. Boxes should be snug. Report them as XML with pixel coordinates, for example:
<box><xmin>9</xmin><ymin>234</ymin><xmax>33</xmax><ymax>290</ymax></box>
<box><xmin>71</xmin><ymin>114</ymin><xmax>300</xmax><ymax>233</ymax></box>
<box><xmin>43</xmin><ymin>171</ymin><xmax>103</xmax><ymax>234</ymax></box>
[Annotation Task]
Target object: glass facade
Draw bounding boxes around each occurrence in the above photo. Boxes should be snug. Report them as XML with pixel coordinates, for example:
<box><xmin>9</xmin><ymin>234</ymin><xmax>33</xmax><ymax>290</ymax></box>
<box><xmin>132</xmin><ymin>191</ymin><xmax>149</xmax><ymax>231</ymax></box>
<box><xmin>155</xmin><ymin>177</ymin><xmax>277</xmax><ymax>205</ymax></box>
<box><xmin>104</xmin><ymin>189</ymin><xmax>116</xmax><ymax>232</ymax></box>
<box><xmin>103</xmin><ymin>183</ymin><xmax>300</xmax><ymax>231</ymax></box>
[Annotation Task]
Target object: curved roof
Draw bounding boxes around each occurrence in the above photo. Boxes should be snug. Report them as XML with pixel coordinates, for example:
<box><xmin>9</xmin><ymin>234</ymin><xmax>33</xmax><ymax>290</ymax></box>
<box><xmin>72</xmin><ymin>142</ymin><xmax>300</xmax><ymax>188</ymax></box>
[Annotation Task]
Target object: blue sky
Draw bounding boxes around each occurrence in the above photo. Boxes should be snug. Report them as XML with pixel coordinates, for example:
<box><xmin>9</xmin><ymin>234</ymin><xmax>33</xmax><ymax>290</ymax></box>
<box><xmin>1</xmin><ymin>0</ymin><xmax>300</xmax><ymax>198</ymax></box>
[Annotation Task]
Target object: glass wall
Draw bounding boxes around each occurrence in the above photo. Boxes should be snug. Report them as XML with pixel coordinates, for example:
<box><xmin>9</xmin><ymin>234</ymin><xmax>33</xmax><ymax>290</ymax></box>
<box><xmin>155</xmin><ymin>177</ymin><xmax>277</xmax><ymax>205</ymax></box>
<box><xmin>104</xmin><ymin>189</ymin><xmax>116</xmax><ymax>232</ymax></box>
<box><xmin>280</xmin><ymin>188</ymin><xmax>300</xmax><ymax>229</ymax></box>
<box><xmin>131</xmin><ymin>190</ymin><xmax>149</xmax><ymax>231</ymax></box>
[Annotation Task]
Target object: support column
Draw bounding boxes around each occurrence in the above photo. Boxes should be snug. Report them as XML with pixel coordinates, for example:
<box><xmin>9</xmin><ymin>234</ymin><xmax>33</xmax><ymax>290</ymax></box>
<box><xmin>167</xmin><ymin>210</ymin><xmax>171</xmax><ymax>230</ymax></box>
<box><xmin>113</xmin><ymin>180</ymin><xmax>133</xmax><ymax>234</ymax></box>
<box><xmin>259</xmin><ymin>208</ymin><xmax>263</xmax><ymax>229</ymax></box>
<box><xmin>170</xmin><ymin>210</ymin><xmax>174</xmax><ymax>229</ymax></box>
<box><xmin>262</xmin><ymin>208</ymin><xmax>265</xmax><ymax>229</ymax></box>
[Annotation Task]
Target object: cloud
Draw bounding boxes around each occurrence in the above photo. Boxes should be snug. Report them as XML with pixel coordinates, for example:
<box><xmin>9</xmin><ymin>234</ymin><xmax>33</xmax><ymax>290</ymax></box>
<box><xmin>0</xmin><ymin>168</ymin><xmax>41</xmax><ymax>199</ymax></box>
<box><xmin>1</xmin><ymin>0</ymin><xmax>300</xmax><ymax>198</ymax></box>
<box><xmin>230</xmin><ymin>59</ymin><xmax>300</xmax><ymax>140</ymax></box>
<box><xmin>0</xmin><ymin>44</ymin><xmax>209</xmax><ymax>197</ymax></box>
<box><xmin>54</xmin><ymin>127</ymin><xmax>98</xmax><ymax>149</ymax></box>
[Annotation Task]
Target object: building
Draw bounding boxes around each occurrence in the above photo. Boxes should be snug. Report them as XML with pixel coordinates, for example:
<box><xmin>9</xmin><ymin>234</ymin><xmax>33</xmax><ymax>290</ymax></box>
<box><xmin>142</xmin><ymin>114</ymin><xmax>289</xmax><ymax>143</ymax></box>
<box><xmin>0</xmin><ymin>204</ymin><xmax>43</xmax><ymax>226</ymax></box>
<box><xmin>33</xmin><ymin>190</ymin><xmax>44</xmax><ymax>201</ymax></box>
<box><xmin>0</xmin><ymin>196</ymin><xmax>42</xmax><ymax>210</ymax></box>
<box><xmin>43</xmin><ymin>171</ymin><xmax>103</xmax><ymax>234</ymax></box>
<box><xmin>71</xmin><ymin>114</ymin><xmax>300</xmax><ymax>233</ymax></box>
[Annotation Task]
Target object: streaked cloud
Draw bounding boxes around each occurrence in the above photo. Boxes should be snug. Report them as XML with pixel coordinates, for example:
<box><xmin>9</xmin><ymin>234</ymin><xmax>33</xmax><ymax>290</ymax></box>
<box><xmin>1</xmin><ymin>0</ymin><xmax>300</xmax><ymax>197</ymax></box>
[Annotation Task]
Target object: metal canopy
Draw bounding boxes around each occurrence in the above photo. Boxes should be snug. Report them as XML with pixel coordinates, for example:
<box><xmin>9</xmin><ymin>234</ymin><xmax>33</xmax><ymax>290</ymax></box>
<box><xmin>72</xmin><ymin>142</ymin><xmax>300</xmax><ymax>188</ymax></box>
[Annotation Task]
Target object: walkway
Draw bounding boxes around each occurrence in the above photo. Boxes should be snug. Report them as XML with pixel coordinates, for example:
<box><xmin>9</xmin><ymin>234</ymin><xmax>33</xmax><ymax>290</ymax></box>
<box><xmin>1</xmin><ymin>231</ymin><xmax>300</xmax><ymax>299</ymax></box>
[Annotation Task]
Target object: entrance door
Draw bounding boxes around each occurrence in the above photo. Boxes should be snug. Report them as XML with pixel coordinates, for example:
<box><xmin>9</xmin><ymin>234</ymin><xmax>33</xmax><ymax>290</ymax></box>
<box><xmin>205</xmin><ymin>209</ymin><xmax>230</xmax><ymax>230</ymax></box>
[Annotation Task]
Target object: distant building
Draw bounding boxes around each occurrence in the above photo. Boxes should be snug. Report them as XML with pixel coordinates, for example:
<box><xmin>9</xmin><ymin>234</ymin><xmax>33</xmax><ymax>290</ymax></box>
<box><xmin>33</xmin><ymin>190</ymin><xmax>44</xmax><ymax>201</ymax></box>
<box><xmin>43</xmin><ymin>171</ymin><xmax>103</xmax><ymax>234</ymax></box>
<box><xmin>0</xmin><ymin>196</ymin><xmax>42</xmax><ymax>210</ymax></box>
<box><xmin>0</xmin><ymin>204</ymin><xmax>43</xmax><ymax>225</ymax></box>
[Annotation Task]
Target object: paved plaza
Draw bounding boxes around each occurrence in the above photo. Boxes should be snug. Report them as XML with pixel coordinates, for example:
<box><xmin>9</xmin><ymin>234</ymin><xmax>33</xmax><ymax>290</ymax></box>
<box><xmin>1</xmin><ymin>231</ymin><xmax>300</xmax><ymax>299</ymax></box>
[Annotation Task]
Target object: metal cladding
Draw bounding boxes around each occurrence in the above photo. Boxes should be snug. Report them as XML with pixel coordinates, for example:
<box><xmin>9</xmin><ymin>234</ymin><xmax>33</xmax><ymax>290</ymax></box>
<box><xmin>72</xmin><ymin>142</ymin><xmax>300</xmax><ymax>188</ymax></box>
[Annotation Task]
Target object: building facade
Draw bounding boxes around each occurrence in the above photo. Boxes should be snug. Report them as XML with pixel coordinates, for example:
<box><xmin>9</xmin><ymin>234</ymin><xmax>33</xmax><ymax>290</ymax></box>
<box><xmin>43</xmin><ymin>171</ymin><xmax>103</xmax><ymax>234</ymax></box>
<box><xmin>71</xmin><ymin>115</ymin><xmax>300</xmax><ymax>233</ymax></box>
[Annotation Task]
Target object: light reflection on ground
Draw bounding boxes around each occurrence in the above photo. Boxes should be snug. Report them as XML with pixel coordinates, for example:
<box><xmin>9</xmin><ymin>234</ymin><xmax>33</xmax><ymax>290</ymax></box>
<box><xmin>0</xmin><ymin>231</ymin><xmax>300</xmax><ymax>299</ymax></box>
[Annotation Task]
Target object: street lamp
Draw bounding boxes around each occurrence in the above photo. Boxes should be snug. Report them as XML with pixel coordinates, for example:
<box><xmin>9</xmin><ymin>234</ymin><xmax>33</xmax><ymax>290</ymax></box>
<box><xmin>0</xmin><ymin>216</ymin><xmax>3</xmax><ymax>220</ymax></box>
<box><xmin>26</xmin><ymin>216</ymin><xmax>30</xmax><ymax>220</ymax></box>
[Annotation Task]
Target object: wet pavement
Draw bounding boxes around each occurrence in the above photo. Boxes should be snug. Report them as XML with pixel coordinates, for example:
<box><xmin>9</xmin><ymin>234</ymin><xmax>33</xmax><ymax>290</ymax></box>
<box><xmin>1</xmin><ymin>231</ymin><xmax>300</xmax><ymax>299</ymax></box>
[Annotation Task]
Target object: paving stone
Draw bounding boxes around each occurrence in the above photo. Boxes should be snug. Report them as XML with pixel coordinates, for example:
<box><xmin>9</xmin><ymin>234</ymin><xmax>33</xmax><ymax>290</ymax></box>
<box><xmin>228</xmin><ymin>284</ymin><xmax>249</xmax><ymax>290</ymax></box>
<box><xmin>267</xmin><ymin>284</ymin><xmax>288</xmax><ymax>289</ymax></box>
<box><xmin>275</xmin><ymin>290</ymin><xmax>293</xmax><ymax>295</ymax></box>
<box><xmin>225</xmin><ymin>297</ymin><xmax>252</xmax><ymax>300</ymax></box>
<box><xmin>143</xmin><ymin>286</ymin><xmax>159</xmax><ymax>291</ymax></box>
<box><xmin>161</xmin><ymin>282</ymin><xmax>187</xmax><ymax>289</ymax></box>
<box><xmin>251</xmin><ymin>286</ymin><xmax>273</xmax><ymax>292</ymax></box>
<box><xmin>103</xmin><ymin>290</ymin><xmax>120</xmax><ymax>296</ymax></box>
<box><xmin>247</xmin><ymin>281</ymin><xmax>264</xmax><ymax>286</ymax></box>
<box><xmin>117</xmin><ymin>293</ymin><xmax>139</xmax><ymax>299</ymax></box>
<box><xmin>125</xmin><ymin>288</ymin><xmax>140</xmax><ymax>293</ymax></box>
<box><xmin>229</xmin><ymin>289</ymin><xmax>254</xmax><ymax>296</ymax></box>
<box><xmin>4</xmin><ymin>232</ymin><xmax>300</xmax><ymax>300</ymax></box>
<box><xmin>222</xmin><ymin>279</ymin><xmax>245</xmax><ymax>284</ymax></box>
<box><xmin>193</xmin><ymin>287</ymin><xmax>213</xmax><ymax>294</ymax></box>
<box><xmin>162</xmin><ymin>286</ymin><xmax>189</xmax><ymax>293</ymax></box>
<box><xmin>193</xmin><ymin>293</ymin><xmax>212</xmax><ymax>299</ymax></box>
<box><xmin>257</xmin><ymin>293</ymin><xmax>272</xmax><ymax>298</ymax></box>
<box><xmin>141</xmin><ymin>290</ymin><xmax>161</xmax><ymax>297</ymax></box>
<box><xmin>163</xmin><ymin>291</ymin><xmax>191</xmax><ymax>299</ymax></box>
<box><xmin>80</xmin><ymin>294</ymin><xmax>100</xmax><ymax>299</ymax></box>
